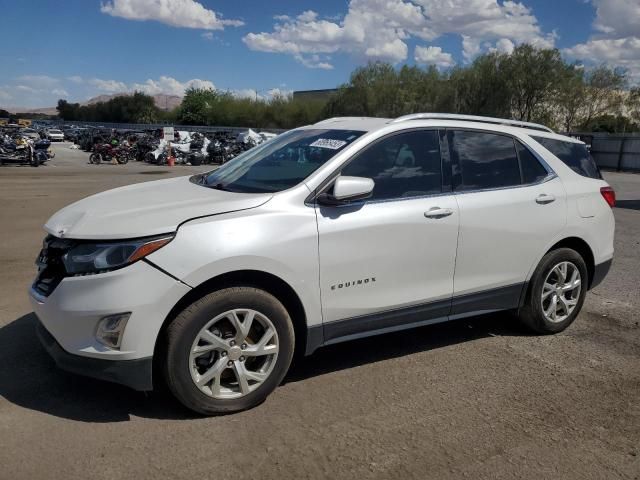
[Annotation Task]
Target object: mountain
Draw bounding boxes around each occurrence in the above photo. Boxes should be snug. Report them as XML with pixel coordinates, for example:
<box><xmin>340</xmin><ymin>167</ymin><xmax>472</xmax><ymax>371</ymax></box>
<box><xmin>4</xmin><ymin>93</ymin><xmax>183</xmax><ymax>115</ymax></box>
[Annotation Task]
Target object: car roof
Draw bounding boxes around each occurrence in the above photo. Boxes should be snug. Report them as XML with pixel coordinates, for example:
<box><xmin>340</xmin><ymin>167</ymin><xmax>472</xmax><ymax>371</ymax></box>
<box><xmin>305</xmin><ymin>115</ymin><xmax>583</xmax><ymax>144</ymax></box>
<box><xmin>305</xmin><ymin>116</ymin><xmax>392</xmax><ymax>132</ymax></box>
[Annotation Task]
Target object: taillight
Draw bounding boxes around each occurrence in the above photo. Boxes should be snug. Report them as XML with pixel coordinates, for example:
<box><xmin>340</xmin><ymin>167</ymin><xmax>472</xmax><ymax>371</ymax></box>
<box><xmin>600</xmin><ymin>186</ymin><xmax>616</xmax><ymax>208</ymax></box>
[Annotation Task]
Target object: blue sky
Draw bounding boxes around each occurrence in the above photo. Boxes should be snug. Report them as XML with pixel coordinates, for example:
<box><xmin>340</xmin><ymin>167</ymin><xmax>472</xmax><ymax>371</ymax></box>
<box><xmin>1</xmin><ymin>0</ymin><xmax>638</xmax><ymax>109</ymax></box>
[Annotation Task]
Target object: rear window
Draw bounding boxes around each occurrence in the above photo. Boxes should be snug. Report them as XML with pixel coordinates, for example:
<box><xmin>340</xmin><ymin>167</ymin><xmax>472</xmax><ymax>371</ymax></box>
<box><xmin>532</xmin><ymin>136</ymin><xmax>601</xmax><ymax>179</ymax></box>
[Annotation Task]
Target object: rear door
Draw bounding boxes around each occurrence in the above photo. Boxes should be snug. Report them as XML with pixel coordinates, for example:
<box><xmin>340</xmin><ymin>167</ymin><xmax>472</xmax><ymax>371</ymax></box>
<box><xmin>315</xmin><ymin>129</ymin><xmax>460</xmax><ymax>342</ymax></box>
<box><xmin>447</xmin><ymin>129</ymin><xmax>566</xmax><ymax>316</ymax></box>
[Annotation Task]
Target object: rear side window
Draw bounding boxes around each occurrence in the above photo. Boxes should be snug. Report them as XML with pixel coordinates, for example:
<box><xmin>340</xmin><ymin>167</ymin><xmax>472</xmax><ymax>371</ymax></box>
<box><xmin>516</xmin><ymin>141</ymin><xmax>549</xmax><ymax>184</ymax></box>
<box><xmin>449</xmin><ymin>130</ymin><xmax>520</xmax><ymax>191</ymax></box>
<box><xmin>532</xmin><ymin>136</ymin><xmax>601</xmax><ymax>179</ymax></box>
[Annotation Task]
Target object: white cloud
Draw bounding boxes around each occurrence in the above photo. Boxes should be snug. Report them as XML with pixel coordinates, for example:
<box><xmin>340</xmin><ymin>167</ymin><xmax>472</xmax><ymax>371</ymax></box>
<box><xmin>89</xmin><ymin>78</ymin><xmax>128</xmax><ymax>93</ymax></box>
<box><xmin>230</xmin><ymin>88</ymin><xmax>293</xmax><ymax>101</ymax></box>
<box><xmin>592</xmin><ymin>0</ymin><xmax>640</xmax><ymax>38</ymax></box>
<box><xmin>100</xmin><ymin>0</ymin><xmax>243</xmax><ymax>30</ymax></box>
<box><xmin>52</xmin><ymin>88</ymin><xmax>69</xmax><ymax>97</ymax></box>
<box><xmin>131</xmin><ymin>76</ymin><xmax>215</xmax><ymax>96</ymax></box>
<box><xmin>67</xmin><ymin>76</ymin><xmax>84</xmax><ymax>84</ymax></box>
<box><xmin>243</xmin><ymin>0</ymin><xmax>555</xmax><ymax>68</ymax></box>
<box><xmin>414</xmin><ymin>46</ymin><xmax>454</xmax><ymax>68</ymax></box>
<box><xmin>16</xmin><ymin>75</ymin><xmax>59</xmax><ymax>89</ymax></box>
<box><xmin>564</xmin><ymin>37</ymin><xmax>640</xmax><ymax>82</ymax></box>
<box><xmin>294</xmin><ymin>54</ymin><xmax>334</xmax><ymax>69</ymax></box>
<box><xmin>563</xmin><ymin>0</ymin><xmax>640</xmax><ymax>83</ymax></box>
<box><xmin>267</xmin><ymin>88</ymin><xmax>293</xmax><ymax>98</ymax></box>
<box><xmin>16</xmin><ymin>85</ymin><xmax>37</xmax><ymax>93</ymax></box>
<box><xmin>461</xmin><ymin>35</ymin><xmax>481</xmax><ymax>61</ymax></box>
<box><xmin>494</xmin><ymin>38</ymin><xmax>515</xmax><ymax>54</ymax></box>
<box><xmin>201</xmin><ymin>32</ymin><xmax>213</xmax><ymax>40</ymax></box>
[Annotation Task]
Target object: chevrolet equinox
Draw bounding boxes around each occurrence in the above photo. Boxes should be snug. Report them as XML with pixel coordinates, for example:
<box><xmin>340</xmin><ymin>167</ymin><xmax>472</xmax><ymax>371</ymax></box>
<box><xmin>31</xmin><ymin>114</ymin><xmax>615</xmax><ymax>414</ymax></box>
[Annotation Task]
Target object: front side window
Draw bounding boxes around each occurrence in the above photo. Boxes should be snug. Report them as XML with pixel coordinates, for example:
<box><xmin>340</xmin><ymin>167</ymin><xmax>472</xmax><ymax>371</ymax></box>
<box><xmin>339</xmin><ymin>130</ymin><xmax>442</xmax><ymax>201</ymax></box>
<box><xmin>449</xmin><ymin>130</ymin><xmax>521</xmax><ymax>191</ymax></box>
<box><xmin>531</xmin><ymin>136</ymin><xmax>601</xmax><ymax>179</ymax></box>
<box><xmin>201</xmin><ymin>129</ymin><xmax>364</xmax><ymax>193</ymax></box>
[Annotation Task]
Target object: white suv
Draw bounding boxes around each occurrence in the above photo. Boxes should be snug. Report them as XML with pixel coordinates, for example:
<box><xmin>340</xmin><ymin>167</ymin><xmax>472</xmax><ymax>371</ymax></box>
<box><xmin>30</xmin><ymin>114</ymin><xmax>615</xmax><ymax>414</ymax></box>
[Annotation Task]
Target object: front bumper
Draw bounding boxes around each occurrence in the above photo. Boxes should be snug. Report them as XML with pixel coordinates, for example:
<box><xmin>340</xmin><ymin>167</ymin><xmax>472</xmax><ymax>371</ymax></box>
<box><xmin>36</xmin><ymin>319</ymin><xmax>153</xmax><ymax>390</ymax></box>
<box><xmin>29</xmin><ymin>259</ymin><xmax>191</xmax><ymax>360</ymax></box>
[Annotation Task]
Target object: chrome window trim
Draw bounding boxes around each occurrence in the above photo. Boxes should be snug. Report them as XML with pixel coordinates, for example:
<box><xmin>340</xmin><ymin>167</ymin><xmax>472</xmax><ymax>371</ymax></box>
<box><xmin>445</xmin><ymin>127</ymin><xmax>559</xmax><ymax>194</ymax></box>
<box><xmin>451</xmin><ymin>172</ymin><xmax>558</xmax><ymax>196</ymax></box>
<box><xmin>305</xmin><ymin>124</ymin><xmax>560</xmax><ymax>206</ymax></box>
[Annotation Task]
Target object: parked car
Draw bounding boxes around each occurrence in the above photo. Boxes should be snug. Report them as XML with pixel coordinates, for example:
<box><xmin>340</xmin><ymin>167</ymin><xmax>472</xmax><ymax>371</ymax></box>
<box><xmin>30</xmin><ymin>114</ymin><xmax>615</xmax><ymax>415</ymax></box>
<box><xmin>46</xmin><ymin>129</ymin><xmax>64</xmax><ymax>141</ymax></box>
<box><xmin>19</xmin><ymin>128</ymin><xmax>40</xmax><ymax>140</ymax></box>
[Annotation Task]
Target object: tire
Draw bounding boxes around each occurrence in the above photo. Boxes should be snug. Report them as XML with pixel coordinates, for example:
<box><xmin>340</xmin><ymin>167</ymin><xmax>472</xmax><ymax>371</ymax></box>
<box><xmin>163</xmin><ymin>287</ymin><xmax>295</xmax><ymax>415</ymax></box>
<box><xmin>517</xmin><ymin>248</ymin><xmax>588</xmax><ymax>334</ymax></box>
<box><xmin>89</xmin><ymin>153</ymin><xmax>102</xmax><ymax>164</ymax></box>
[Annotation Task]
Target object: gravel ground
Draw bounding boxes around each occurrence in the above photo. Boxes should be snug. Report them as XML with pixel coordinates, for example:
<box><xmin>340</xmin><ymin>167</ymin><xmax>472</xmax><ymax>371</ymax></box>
<box><xmin>0</xmin><ymin>143</ymin><xmax>638</xmax><ymax>480</ymax></box>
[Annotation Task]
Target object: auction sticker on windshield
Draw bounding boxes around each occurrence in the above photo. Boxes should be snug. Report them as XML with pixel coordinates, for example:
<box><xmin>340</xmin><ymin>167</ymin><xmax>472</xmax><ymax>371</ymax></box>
<box><xmin>309</xmin><ymin>138</ymin><xmax>348</xmax><ymax>149</ymax></box>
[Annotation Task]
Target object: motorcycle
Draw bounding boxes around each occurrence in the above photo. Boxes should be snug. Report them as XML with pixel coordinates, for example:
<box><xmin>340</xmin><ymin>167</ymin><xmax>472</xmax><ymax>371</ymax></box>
<box><xmin>89</xmin><ymin>142</ymin><xmax>131</xmax><ymax>164</ymax></box>
<box><xmin>0</xmin><ymin>134</ymin><xmax>39</xmax><ymax>167</ymax></box>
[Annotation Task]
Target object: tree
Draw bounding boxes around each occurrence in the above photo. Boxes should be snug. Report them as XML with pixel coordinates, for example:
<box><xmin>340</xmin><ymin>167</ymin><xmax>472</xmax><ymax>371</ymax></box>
<box><xmin>503</xmin><ymin>45</ymin><xmax>570</xmax><ymax>122</ymax></box>
<box><xmin>450</xmin><ymin>52</ymin><xmax>511</xmax><ymax>117</ymax></box>
<box><xmin>555</xmin><ymin>66</ymin><xmax>586</xmax><ymax>131</ymax></box>
<box><xmin>579</xmin><ymin>66</ymin><xmax>626</xmax><ymax>129</ymax></box>
<box><xmin>56</xmin><ymin>99</ymin><xmax>81</xmax><ymax>120</ymax></box>
<box><xmin>627</xmin><ymin>87</ymin><xmax>640</xmax><ymax>127</ymax></box>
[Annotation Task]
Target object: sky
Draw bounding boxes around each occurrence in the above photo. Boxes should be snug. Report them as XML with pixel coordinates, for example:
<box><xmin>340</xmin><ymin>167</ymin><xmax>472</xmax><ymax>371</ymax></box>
<box><xmin>0</xmin><ymin>0</ymin><xmax>638</xmax><ymax>109</ymax></box>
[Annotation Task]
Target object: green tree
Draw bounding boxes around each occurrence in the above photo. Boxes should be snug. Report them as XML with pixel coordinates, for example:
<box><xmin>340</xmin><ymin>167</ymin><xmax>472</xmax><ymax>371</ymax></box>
<box><xmin>503</xmin><ymin>45</ymin><xmax>570</xmax><ymax>122</ymax></box>
<box><xmin>578</xmin><ymin>66</ymin><xmax>626</xmax><ymax>129</ymax></box>
<box><xmin>450</xmin><ymin>52</ymin><xmax>510</xmax><ymax>117</ymax></box>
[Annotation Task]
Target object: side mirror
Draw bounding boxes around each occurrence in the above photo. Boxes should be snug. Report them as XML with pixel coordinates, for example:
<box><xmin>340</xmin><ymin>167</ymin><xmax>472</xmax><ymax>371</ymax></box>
<box><xmin>317</xmin><ymin>176</ymin><xmax>375</xmax><ymax>205</ymax></box>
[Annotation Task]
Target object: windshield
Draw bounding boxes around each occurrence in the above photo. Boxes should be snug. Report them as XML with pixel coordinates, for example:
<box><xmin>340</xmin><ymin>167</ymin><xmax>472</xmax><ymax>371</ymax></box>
<box><xmin>200</xmin><ymin>129</ymin><xmax>365</xmax><ymax>193</ymax></box>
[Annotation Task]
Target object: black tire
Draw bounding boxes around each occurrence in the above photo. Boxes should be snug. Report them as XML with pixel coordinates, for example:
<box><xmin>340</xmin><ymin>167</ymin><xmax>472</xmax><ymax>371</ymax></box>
<box><xmin>89</xmin><ymin>153</ymin><xmax>102</xmax><ymax>164</ymax></box>
<box><xmin>163</xmin><ymin>287</ymin><xmax>295</xmax><ymax>415</ymax></box>
<box><xmin>517</xmin><ymin>247</ymin><xmax>588</xmax><ymax>334</ymax></box>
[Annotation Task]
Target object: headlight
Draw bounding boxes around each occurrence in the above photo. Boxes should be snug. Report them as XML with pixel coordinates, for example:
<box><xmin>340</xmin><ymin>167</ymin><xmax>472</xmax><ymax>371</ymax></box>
<box><xmin>62</xmin><ymin>234</ymin><xmax>173</xmax><ymax>275</ymax></box>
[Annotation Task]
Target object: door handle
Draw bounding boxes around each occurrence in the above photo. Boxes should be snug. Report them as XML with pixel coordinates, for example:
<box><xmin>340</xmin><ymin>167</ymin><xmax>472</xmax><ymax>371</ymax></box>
<box><xmin>424</xmin><ymin>207</ymin><xmax>453</xmax><ymax>219</ymax></box>
<box><xmin>536</xmin><ymin>194</ymin><xmax>555</xmax><ymax>205</ymax></box>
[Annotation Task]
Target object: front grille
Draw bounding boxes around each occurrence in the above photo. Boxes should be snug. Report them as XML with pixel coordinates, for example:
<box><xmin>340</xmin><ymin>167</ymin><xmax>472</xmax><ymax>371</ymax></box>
<box><xmin>33</xmin><ymin>235</ymin><xmax>75</xmax><ymax>297</ymax></box>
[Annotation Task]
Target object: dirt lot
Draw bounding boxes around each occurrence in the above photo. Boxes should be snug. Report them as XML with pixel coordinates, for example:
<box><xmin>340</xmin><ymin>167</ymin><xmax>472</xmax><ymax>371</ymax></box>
<box><xmin>0</xmin><ymin>143</ymin><xmax>638</xmax><ymax>480</ymax></box>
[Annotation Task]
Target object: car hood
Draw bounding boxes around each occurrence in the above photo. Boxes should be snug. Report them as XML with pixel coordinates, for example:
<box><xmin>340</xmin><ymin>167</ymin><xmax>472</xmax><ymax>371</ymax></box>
<box><xmin>44</xmin><ymin>175</ymin><xmax>273</xmax><ymax>240</ymax></box>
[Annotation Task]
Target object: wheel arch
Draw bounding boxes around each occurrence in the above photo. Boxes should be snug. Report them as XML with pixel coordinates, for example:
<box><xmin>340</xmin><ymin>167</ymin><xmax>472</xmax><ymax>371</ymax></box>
<box><xmin>545</xmin><ymin>236</ymin><xmax>595</xmax><ymax>288</ymax></box>
<box><xmin>153</xmin><ymin>269</ymin><xmax>310</xmax><ymax>381</ymax></box>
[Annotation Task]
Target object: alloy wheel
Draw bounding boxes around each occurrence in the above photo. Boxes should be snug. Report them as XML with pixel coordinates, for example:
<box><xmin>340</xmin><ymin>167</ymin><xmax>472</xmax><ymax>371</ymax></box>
<box><xmin>541</xmin><ymin>261</ymin><xmax>582</xmax><ymax>323</ymax></box>
<box><xmin>189</xmin><ymin>309</ymin><xmax>279</xmax><ymax>399</ymax></box>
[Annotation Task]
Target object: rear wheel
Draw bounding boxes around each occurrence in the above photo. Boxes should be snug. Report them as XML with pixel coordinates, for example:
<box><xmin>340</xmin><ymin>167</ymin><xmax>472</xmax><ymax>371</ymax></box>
<box><xmin>163</xmin><ymin>287</ymin><xmax>295</xmax><ymax>415</ymax></box>
<box><xmin>518</xmin><ymin>248</ymin><xmax>587</xmax><ymax>333</ymax></box>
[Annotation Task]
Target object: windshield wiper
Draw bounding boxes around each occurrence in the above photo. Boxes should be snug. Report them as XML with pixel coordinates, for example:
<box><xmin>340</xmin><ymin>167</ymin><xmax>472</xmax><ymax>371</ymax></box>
<box><xmin>209</xmin><ymin>182</ymin><xmax>231</xmax><ymax>192</ymax></box>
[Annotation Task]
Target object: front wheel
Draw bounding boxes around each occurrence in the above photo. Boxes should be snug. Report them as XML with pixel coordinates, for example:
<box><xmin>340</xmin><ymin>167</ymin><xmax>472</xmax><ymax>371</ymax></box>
<box><xmin>163</xmin><ymin>287</ymin><xmax>295</xmax><ymax>415</ymax></box>
<box><xmin>517</xmin><ymin>248</ymin><xmax>588</xmax><ymax>334</ymax></box>
<box><xmin>89</xmin><ymin>153</ymin><xmax>102</xmax><ymax>164</ymax></box>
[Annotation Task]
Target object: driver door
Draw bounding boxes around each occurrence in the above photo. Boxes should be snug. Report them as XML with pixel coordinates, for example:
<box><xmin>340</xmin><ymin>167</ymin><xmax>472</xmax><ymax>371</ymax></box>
<box><xmin>315</xmin><ymin>129</ymin><xmax>459</xmax><ymax>343</ymax></box>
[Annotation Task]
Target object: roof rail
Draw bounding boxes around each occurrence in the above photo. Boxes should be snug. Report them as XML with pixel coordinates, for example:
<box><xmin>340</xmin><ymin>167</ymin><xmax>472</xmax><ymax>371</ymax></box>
<box><xmin>390</xmin><ymin>113</ymin><xmax>554</xmax><ymax>133</ymax></box>
<box><xmin>313</xmin><ymin>117</ymin><xmax>374</xmax><ymax>125</ymax></box>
